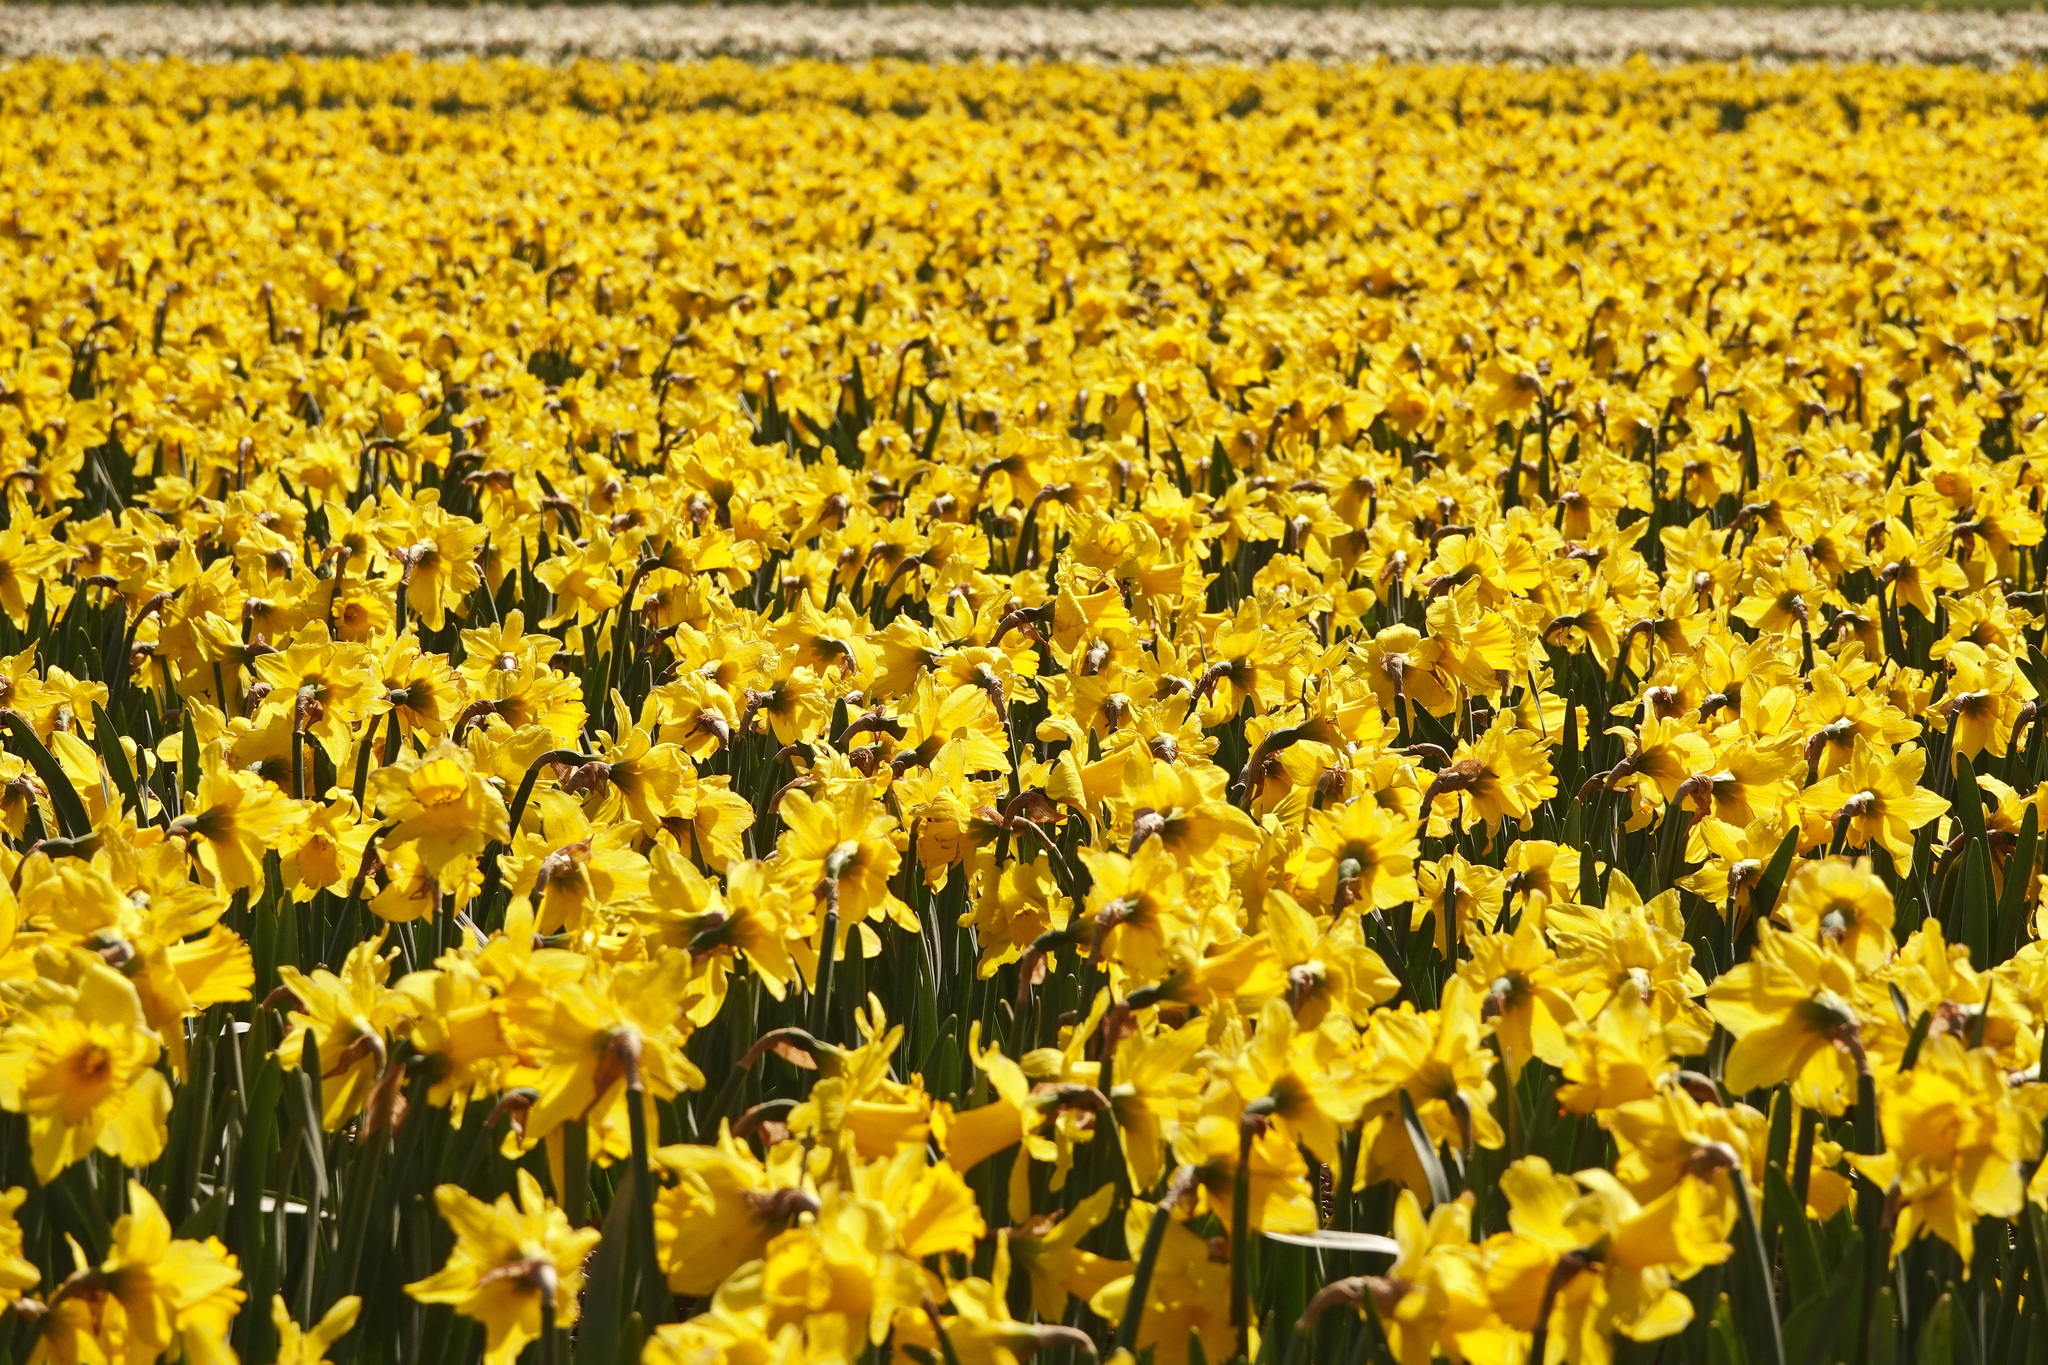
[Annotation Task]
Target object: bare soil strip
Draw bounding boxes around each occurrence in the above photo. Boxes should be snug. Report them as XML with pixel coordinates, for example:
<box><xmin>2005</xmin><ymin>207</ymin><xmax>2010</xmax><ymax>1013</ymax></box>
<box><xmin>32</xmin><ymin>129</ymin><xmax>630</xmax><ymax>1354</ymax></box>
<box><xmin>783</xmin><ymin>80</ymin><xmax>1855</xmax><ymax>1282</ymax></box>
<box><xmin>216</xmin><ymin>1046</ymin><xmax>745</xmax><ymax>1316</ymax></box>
<box><xmin>6</xmin><ymin>4</ymin><xmax>2048</xmax><ymax>67</ymax></box>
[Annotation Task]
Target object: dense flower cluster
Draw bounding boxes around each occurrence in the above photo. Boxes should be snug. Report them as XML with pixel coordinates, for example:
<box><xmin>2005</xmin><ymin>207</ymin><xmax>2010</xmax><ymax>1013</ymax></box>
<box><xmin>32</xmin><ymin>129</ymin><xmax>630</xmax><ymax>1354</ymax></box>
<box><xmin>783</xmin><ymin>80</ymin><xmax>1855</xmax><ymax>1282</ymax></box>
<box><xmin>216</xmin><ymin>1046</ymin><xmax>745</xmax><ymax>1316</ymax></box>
<box><xmin>0</xmin><ymin>53</ymin><xmax>2040</xmax><ymax>1365</ymax></box>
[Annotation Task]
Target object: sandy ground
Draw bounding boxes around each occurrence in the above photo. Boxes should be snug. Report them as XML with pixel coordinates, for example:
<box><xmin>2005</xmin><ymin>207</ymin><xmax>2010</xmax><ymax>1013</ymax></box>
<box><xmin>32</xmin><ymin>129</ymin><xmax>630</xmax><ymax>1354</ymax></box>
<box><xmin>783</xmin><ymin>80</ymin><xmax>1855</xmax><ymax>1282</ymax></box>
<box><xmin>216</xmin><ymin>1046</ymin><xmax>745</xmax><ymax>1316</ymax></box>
<box><xmin>1</xmin><ymin>4</ymin><xmax>2045</xmax><ymax>66</ymax></box>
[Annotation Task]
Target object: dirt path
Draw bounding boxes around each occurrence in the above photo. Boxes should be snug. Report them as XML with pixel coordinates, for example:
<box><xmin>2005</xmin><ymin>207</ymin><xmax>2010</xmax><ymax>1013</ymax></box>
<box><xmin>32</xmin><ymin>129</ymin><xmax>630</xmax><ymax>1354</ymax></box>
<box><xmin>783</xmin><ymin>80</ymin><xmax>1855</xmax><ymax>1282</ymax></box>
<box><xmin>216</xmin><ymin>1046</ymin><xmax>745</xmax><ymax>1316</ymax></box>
<box><xmin>5</xmin><ymin>4</ymin><xmax>2048</xmax><ymax>67</ymax></box>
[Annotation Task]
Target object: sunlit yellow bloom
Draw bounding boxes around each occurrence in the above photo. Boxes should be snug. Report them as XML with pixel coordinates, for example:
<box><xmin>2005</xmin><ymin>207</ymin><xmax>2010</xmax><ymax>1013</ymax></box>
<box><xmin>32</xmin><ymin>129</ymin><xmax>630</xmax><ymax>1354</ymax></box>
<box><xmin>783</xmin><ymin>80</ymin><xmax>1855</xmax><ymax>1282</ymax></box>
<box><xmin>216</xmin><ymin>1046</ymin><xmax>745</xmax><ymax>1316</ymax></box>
<box><xmin>1488</xmin><ymin>1157</ymin><xmax>1729</xmax><ymax>1365</ymax></box>
<box><xmin>1461</xmin><ymin>919</ymin><xmax>1582</xmax><ymax>1079</ymax></box>
<box><xmin>1705</xmin><ymin>924</ymin><xmax>1866</xmax><ymax>1114</ymax></box>
<box><xmin>654</xmin><ymin>1124</ymin><xmax>813</xmax><ymax>1296</ymax></box>
<box><xmin>1803</xmin><ymin>736</ymin><xmax>1949</xmax><ymax>863</ymax></box>
<box><xmin>0</xmin><ymin>1188</ymin><xmax>36</xmax><ymax>1310</ymax></box>
<box><xmin>271</xmin><ymin>1295</ymin><xmax>362</xmax><ymax>1365</ymax></box>
<box><xmin>168</xmin><ymin>755</ymin><xmax>308</xmax><ymax>892</ymax></box>
<box><xmin>776</xmin><ymin>784</ymin><xmax>910</xmax><ymax>951</ymax></box>
<box><xmin>277</xmin><ymin>936</ymin><xmax>411</xmax><ymax>1131</ymax></box>
<box><xmin>1090</xmin><ymin>1200</ymin><xmax>1236</xmax><ymax>1365</ymax></box>
<box><xmin>1290</xmin><ymin>801</ymin><xmax>1421</xmax><ymax>912</ymax></box>
<box><xmin>32</xmin><ymin>1183</ymin><xmax>243</xmax><ymax>1365</ymax></box>
<box><xmin>406</xmin><ymin>1170</ymin><xmax>603</xmax><ymax>1365</ymax></box>
<box><xmin>1778</xmin><ymin>856</ymin><xmax>1895</xmax><ymax>971</ymax></box>
<box><xmin>369</xmin><ymin>741</ymin><xmax>510</xmax><ymax>890</ymax></box>
<box><xmin>0</xmin><ymin>961</ymin><xmax>172</xmax><ymax>1183</ymax></box>
<box><xmin>1852</xmin><ymin>1035</ymin><xmax>2039</xmax><ymax>1269</ymax></box>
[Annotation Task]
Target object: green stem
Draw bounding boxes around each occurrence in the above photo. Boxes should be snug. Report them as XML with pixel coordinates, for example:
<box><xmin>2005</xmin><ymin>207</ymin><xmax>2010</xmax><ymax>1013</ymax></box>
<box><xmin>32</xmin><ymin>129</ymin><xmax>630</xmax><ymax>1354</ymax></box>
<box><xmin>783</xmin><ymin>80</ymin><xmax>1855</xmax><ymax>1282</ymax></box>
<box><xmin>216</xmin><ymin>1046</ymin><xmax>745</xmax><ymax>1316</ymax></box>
<box><xmin>1791</xmin><ymin>1106</ymin><xmax>1817</xmax><ymax>1212</ymax></box>
<box><xmin>539</xmin><ymin>1284</ymin><xmax>559</xmax><ymax>1365</ymax></box>
<box><xmin>1234</xmin><ymin>1097</ymin><xmax>1278</xmax><ymax>1362</ymax></box>
<box><xmin>350</xmin><ymin>711</ymin><xmax>383</xmax><ymax>805</ymax></box>
<box><xmin>1334</xmin><ymin>1121</ymin><xmax>1361</xmax><ymax>1231</ymax></box>
<box><xmin>624</xmin><ymin>1043</ymin><xmax>664</xmax><ymax>1327</ymax></box>
<box><xmin>474</xmin><ymin>747</ymin><xmax>600</xmax><ymax>918</ymax></box>
<box><xmin>1527</xmin><ymin>1252</ymin><xmax>1593</xmax><ymax>1365</ymax></box>
<box><xmin>1094</xmin><ymin>1008</ymin><xmax>1128</xmax><ymax>1198</ymax></box>
<box><xmin>1114</xmin><ymin>1166</ymin><xmax>1195</xmax><ymax>1356</ymax></box>
<box><xmin>925</xmin><ymin>1299</ymin><xmax>964</xmax><ymax>1365</ymax></box>
<box><xmin>563</xmin><ymin>1119</ymin><xmax>589</xmax><ymax>1226</ymax></box>
<box><xmin>1730</xmin><ymin>1171</ymin><xmax>1786</xmax><ymax>1365</ymax></box>
<box><xmin>810</xmin><ymin>899</ymin><xmax>840</xmax><ymax>1037</ymax></box>
<box><xmin>1852</xmin><ymin>1048</ymin><xmax>1886</xmax><ymax>1365</ymax></box>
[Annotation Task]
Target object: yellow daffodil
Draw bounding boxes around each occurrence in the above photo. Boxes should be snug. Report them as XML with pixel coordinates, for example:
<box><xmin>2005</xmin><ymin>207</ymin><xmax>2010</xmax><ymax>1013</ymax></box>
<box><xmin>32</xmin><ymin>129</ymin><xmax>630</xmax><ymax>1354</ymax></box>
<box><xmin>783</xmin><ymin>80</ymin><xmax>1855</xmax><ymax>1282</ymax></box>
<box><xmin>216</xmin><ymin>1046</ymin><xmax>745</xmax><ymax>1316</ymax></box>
<box><xmin>34</xmin><ymin>1183</ymin><xmax>243</xmax><ymax>1365</ymax></box>
<box><xmin>406</xmin><ymin>1170</ymin><xmax>603</xmax><ymax>1365</ymax></box>
<box><xmin>0</xmin><ymin>960</ymin><xmax>172</xmax><ymax>1183</ymax></box>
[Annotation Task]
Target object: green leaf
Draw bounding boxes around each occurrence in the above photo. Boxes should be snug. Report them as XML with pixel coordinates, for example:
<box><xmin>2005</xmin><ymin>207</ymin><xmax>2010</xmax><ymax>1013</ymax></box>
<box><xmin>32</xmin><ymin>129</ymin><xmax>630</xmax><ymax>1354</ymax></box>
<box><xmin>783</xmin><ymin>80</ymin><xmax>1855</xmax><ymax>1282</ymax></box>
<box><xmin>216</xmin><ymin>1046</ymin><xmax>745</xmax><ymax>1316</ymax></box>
<box><xmin>1867</xmin><ymin>1284</ymin><xmax>1899</xmax><ymax>1365</ymax></box>
<box><xmin>176</xmin><ymin>1187</ymin><xmax>229</xmax><ymax>1242</ymax></box>
<box><xmin>1397</xmin><ymin>1089</ymin><xmax>1451</xmax><ymax>1208</ymax></box>
<box><xmin>161</xmin><ymin>1009</ymin><xmax>220</xmax><ymax>1228</ymax></box>
<box><xmin>1263</xmin><ymin>1244</ymin><xmax>1309</xmax><ymax>1365</ymax></box>
<box><xmin>1997</xmin><ymin>802</ymin><xmax>2039</xmax><ymax>962</ymax></box>
<box><xmin>1954</xmin><ymin>752</ymin><xmax>1989</xmax><ymax>842</ymax></box>
<box><xmin>1898</xmin><ymin>1009</ymin><xmax>1933</xmax><ymax>1071</ymax></box>
<box><xmin>1763</xmin><ymin>1164</ymin><xmax>1821</xmax><ymax>1306</ymax></box>
<box><xmin>25</xmin><ymin>580</ymin><xmax>46</xmax><ymax>646</ymax></box>
<box><xmin>1897</xmin><ymin>820</ymin><xmax>1936</xmax><ymax>938</ymax></box>
<box><xmin>1784</xmin><ymin>1225</ymin><xmax>1858</xmax><ymax>1365</ymax></box>
<box><xmin>181</xmin><ymin>706</ymin><xmax>201</xmax><ymax>800</ymax></box>
<box><xmin>1916</xmin><ymin>1291</ymin><xmax>1955</xmax><ymax>1365</ymax></box>
<box><xmin>292</xmin><ymin>1030</ymin><xmax>330</xmax><ymax>1310</ymax></box>
<box><xmin>1854</xmin><ymin>1069</ymin><xmax>1882</xmax><ymax>1157</ymax></box>
<box><xmin>575</xmin><ymin>1160</ymin><xmax>641</xmax><ymax>1365</ymax></box>
<box><xmin>1577</xmin><ymin>799</ymin><xmax>1604</xmax><ymax>906</ymax></box>
<box><xmin>230</xmin><ymin>1053</ymin><xmax>285</xmax><ymax>1274</ymax></box>
<box><xmin>48</xmin><ymin>1162</ymin><xmax>111</xmax><ymax>1263</ymax></box>
<box><xmin>92</xmin><ymin>702</ymin><xmax>145</xmax><ymax>822</ymax></box>
<box><xmin>3</xmin><ymin>712</ymin><xmax>91</xmax><ymax>839</ymax></box>
<box><xmin>1764</xmin><ymin>1091</ymin><xmax>1793</xmax><ymax>1179</ymax></box>
<box><xmin>1709</xmin><ymin>1293</ymin><xmax>1748</xmax><ymax>1365</ymax></box>
<box><xmin>1958</xmin><ymin>833</ymin><xmax>1995</xmax><ymax>969</ymax></box>
<box><xmin>317</xmin><ymin>1118</ymin><xmax>390</xmax><ymax>1318</ymax></box>
<box><xmin>1728</xmin><ymin>1175</ymin><xmax>1785</xmax><ymax>1365</ymax></box>
<box><xmin>1749</xmin><ymin>826</ymin><xmax>1802</xmax><ymax>925</ymax></box>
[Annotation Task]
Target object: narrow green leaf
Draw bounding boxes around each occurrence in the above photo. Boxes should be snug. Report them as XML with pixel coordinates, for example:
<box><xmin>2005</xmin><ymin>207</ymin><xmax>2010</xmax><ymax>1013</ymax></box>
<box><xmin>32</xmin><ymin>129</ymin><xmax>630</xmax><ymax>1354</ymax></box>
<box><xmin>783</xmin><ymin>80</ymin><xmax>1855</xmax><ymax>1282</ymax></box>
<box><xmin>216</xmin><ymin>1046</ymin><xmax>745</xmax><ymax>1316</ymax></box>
<box><xmin>1729</xmin><ymin>1175</ymin><xmax>1785</xmax><ymax>1365</ymax></box>
<box><xmin>1787</xmin><ymin>1225</ymin><xmax>1858</xmax><ymax>1365</ymax></box>
<box><xmin>1954</xmin><ymin>753</ymin><xmax>1989</xmax><ymax>842</ymax></box>
<box><xmin>1997</xmin><ymin>802</ymin><xmax>2039</xmax><ymax>963</ymax></box>
<box><xmin>1397</xmin><ymin>1089</ymin><xmax>1451</xmax><ymax>1209</ymax></box>
<box><xmin>1867</xmin><ymin>1284</ymin><xmax>1899</xmax><ymax>1365</ymax></box>
<box><xmin>317</xmin><ymin>1118</ymin><xmax>389</xmax><ymax>1317</ymax></box>
<box><xmin>1854</xmin><ymin>1070</ymin><xmax>1881</xmax><ymax>1157</ymax></box>
<box><xmin>161</xmin><ymin>1010</ymin><xmax>220</xmax><ymax>1227</ymax></box>
<box><xmin>1749</xmin><ymin>826</ymin><xmax>1802</xmax><ymax>926</ymax></box>
<box><xmin>49</xmin><ymin>1162</ymin><xmax>111</xmax><ymax>1263</ymax></box>
<box><xmin>3</xmin><ymin>712</ymin><xmax>91</xmax><ymax>839</ymax></box>
<box><xmin>176</xmin><ymin>1187</ymin><xmax>229</xmax><ymax>1242</ymax></box>
<box><xmin>182</xmin><ymin>706</ymin><xmax>202</xmax><ymax>799</ymax></box>
<box><xmin>1764</xmin><ymin>1164</ymin><xmax>1821</xmax><ymax>1305</ymax></box>
<box><xmin>1709</xmin><ymin>1293</ymin><xmax>1748</xmax><ymax>1365</ymax></box>
<box><xmin>1898</xmin><ymin>1009</ymin><xmax>1933</xmax><ymax>1070</ymax></box>
<box><xmin>1916</xmin><ymin>1290</ymin><xmax>1955</xmax><ymax>1365</ymax></box>
<box><xmin>230</xmin><ymin>1053</ymin><xmax>285</xmax><ymax>1267</ymax></box>
<box><xmin>1264</xmin><ymin>1242</ymin><xmax>1309</xmax><ymax>1365</ymax></box>
<box><xmin>92</xmin><ymin>702</ymin><xmax>145</xmax><ymax>821</ymax></box>
<box><xmin>1577</xmin><ymin>798</ymin><xmax>1603</xmax><ymax>906</ymax></box>
<box><xmin>295</xmin><ymin>1027</ymin><xmax>329</xmax><ymax>1205</ymax></box>
<box><xmin>1958</xmin><ymin>834</ymin><xmax>1995</xmax><ymax>969</ymax></box>
<box><xmin>1764</xmin><ymin>1090</ymin><xmax>1793</xmax><ymax>1179</ymax></box>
